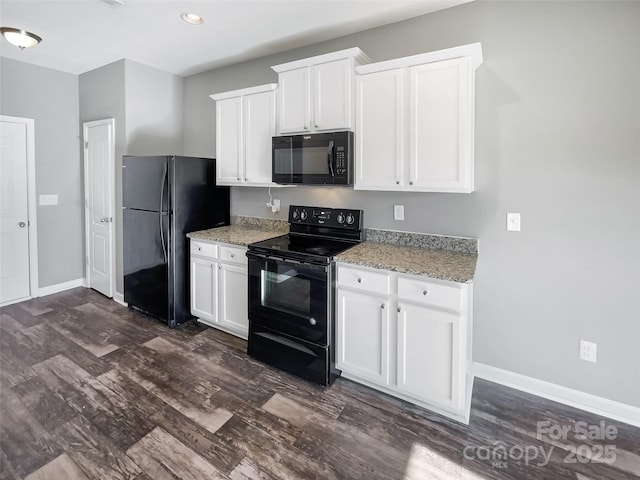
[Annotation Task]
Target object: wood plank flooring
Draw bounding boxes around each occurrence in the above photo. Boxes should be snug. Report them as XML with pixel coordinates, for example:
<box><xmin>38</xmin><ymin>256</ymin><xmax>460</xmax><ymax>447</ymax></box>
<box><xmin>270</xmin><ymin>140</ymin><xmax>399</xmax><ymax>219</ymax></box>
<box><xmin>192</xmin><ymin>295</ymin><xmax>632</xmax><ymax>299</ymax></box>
<box><xmin>1</xmin><ymin>288</ymin><xmax>639</xmax><ymax>479</ymax></box>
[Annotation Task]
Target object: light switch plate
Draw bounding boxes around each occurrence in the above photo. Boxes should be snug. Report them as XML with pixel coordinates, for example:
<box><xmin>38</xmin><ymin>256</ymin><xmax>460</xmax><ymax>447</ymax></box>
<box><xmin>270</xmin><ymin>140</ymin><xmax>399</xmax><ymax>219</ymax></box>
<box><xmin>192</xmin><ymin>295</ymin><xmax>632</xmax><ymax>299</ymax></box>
<box><xmin>39</xmin><ymin>194</ymin><xmax>58</xmax><ymax>206</ymax></box>
<box><xmin>507</xmin><ymin>212</ymin><xmax>521</xmax><ymax>231</ymax></box>
<box><xmin>394</xmin><ymin>205</ymin><xmax>404</xmax><ymax>221</ymax></box>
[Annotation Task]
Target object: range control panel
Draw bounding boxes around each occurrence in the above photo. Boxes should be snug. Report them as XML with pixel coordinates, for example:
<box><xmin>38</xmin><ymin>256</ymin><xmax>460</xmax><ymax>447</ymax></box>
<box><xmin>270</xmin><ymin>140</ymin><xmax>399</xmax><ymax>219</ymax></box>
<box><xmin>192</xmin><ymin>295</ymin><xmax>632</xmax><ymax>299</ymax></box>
<box><xmin>289</xmin><ymin>205</ymin><xmax>363</xmax><ymax>230</ymax></box>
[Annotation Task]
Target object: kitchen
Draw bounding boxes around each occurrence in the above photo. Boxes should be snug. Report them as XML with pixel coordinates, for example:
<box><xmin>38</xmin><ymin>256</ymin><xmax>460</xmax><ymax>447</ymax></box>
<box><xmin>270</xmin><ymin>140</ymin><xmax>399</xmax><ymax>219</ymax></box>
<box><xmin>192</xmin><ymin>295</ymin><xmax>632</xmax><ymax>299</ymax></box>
<box><xmin>1</xmin><ymin>1</ymin><xmax>639</xmax><ymax>479</ymax></box>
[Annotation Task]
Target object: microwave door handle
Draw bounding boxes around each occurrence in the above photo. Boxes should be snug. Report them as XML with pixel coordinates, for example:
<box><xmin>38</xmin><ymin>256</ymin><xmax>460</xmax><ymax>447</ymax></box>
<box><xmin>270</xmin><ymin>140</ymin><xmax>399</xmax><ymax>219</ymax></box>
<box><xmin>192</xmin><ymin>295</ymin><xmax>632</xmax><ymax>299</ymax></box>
<box><xmin>327</xmin><ymin>140</ymin><xmax>335</xmax><ymax>178</ymax></box>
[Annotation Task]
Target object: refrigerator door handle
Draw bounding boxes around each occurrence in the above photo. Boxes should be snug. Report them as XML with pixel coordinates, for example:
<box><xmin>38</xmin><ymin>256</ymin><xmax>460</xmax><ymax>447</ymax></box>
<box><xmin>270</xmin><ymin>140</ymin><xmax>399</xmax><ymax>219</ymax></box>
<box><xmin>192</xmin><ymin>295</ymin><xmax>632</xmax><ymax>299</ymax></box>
<box><xmin>159</xmin><ymin>164</ymin><xmax>168</xmax><ymax>263</ymax></box>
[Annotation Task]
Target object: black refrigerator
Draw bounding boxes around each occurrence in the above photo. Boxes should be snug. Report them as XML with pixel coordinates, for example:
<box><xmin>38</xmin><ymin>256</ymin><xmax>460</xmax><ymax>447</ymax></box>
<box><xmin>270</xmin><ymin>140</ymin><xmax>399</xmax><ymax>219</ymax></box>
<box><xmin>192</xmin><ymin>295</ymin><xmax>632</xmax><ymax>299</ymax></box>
<box><xmin>122</xmin><ymin>155</ymin><xmax>230</xmax><ymax>328</ymax></box>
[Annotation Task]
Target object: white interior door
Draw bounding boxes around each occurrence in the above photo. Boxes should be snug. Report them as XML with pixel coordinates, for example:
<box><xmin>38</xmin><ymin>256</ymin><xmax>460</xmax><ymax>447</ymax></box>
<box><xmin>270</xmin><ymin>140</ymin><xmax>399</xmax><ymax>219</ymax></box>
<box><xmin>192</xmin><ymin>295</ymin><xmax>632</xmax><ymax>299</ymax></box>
<box><xmin>0</xmin><ymin>118</ymin><xmax>34</xmax><ymax>305</ymax></box>
<box><xmin>84</xmin><ymin>119</ymin><xmax>115</xmax><ymax>297</ymax></box>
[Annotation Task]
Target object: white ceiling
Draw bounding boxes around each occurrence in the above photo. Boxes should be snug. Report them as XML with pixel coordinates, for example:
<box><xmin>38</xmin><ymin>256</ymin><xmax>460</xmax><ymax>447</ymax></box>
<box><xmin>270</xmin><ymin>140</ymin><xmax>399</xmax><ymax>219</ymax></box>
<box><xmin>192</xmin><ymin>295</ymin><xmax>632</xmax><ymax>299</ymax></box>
<box><xmin>0</xmin><ymin>0</ymin><xmax>471</xmax><ymax>77</ymax></box>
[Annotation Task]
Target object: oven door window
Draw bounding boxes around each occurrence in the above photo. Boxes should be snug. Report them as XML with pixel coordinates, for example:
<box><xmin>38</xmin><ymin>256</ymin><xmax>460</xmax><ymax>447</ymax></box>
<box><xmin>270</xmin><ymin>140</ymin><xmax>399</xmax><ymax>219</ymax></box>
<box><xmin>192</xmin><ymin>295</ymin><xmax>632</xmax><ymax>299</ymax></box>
<box><xmin>262</xmin><ymin>266</ymin><xmax>312</xmax><ymax>316</ymax></box>
<box><xmin>248</xmin><ymin>255</ymin><xmax>328</xmax><ymax>345</ymax></box>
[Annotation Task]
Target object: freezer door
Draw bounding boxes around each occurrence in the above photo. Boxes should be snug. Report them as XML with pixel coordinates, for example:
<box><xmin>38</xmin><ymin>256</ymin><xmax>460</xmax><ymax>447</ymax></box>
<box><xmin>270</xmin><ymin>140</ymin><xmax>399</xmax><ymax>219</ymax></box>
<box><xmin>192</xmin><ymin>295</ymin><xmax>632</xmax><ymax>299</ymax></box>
<box><xmin>123</xmin><ymin>208</ymin><xmax>170</xmax><ymax>321</ymax></box>
<box><xmin>122</xmin><ymin>155</ymin><xmax>169</xmax><ymax>212</ymax></box>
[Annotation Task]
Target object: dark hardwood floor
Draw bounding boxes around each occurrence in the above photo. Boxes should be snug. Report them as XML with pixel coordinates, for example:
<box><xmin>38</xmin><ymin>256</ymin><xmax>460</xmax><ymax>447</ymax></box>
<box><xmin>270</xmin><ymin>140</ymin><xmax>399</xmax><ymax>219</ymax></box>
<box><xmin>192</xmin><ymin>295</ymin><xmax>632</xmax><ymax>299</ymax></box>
<box><xmin>1</xmin><ymin>288</ymin><xmax>639</xmax><ymax>479</ymax></box>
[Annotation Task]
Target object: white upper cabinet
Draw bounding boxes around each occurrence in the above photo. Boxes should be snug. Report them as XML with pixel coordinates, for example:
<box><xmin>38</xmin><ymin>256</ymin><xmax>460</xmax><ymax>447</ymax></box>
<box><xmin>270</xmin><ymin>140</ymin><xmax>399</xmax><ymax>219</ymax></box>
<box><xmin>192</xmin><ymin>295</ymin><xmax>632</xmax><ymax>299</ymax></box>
<box><xmin>272</xmin><ymin>48</ymin><xmax>371</xmax><ymax>134</ymax></box>
<box><xmin>355</xmin><ymin>43</ymin><xmax>482</xmax><ymax>193</ymax></box>
<box><xmin>210</xmin><ymin>84</ymin><xmax>277</xmax><ymax>187</ymax></box>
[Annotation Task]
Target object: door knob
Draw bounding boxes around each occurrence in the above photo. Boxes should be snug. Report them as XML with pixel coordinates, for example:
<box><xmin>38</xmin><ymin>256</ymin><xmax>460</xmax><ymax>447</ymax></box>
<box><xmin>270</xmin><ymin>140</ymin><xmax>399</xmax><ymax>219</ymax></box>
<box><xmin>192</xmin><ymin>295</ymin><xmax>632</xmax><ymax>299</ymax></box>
<box><xmin>100</xmin><ymin>217</ymin><xmax>108</xmax><ymax>223</ymax></box>
<box><xmin>18</xmin><ymin>221</ymin><xmax>26</xmax><ymax>228</ymax></box>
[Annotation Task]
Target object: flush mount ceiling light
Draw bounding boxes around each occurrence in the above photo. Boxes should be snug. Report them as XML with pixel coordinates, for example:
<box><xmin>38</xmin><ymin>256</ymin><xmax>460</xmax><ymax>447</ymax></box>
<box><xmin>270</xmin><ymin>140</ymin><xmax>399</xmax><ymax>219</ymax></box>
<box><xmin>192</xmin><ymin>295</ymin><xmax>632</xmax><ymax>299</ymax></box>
<box><xmin>0</xmin><ymin>27</ymin><xmax>42</xmax><ymax>49</ymax></box>
<box><xmin>180</xmin><ymin>12</ymin><xmax>204</xmax><ymax>25</ymax></box>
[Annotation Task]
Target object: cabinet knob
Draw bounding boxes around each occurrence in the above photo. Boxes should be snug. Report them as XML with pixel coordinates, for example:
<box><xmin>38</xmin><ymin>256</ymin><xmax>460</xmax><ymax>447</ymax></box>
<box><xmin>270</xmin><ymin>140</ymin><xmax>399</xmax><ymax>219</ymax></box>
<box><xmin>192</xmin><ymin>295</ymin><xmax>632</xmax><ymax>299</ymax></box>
<box><xmin>309</xmin><ymin>317</ymin><xmax>317</xmax><ymax>326</ymax></box>
<box><xmin>197</xmin><ymin>247</ymin><xmax>202</xmax><ymax>251</ymax></box>
<box><xmin>423</xmin><ymin>290</ymin><xmax>428</xmax><ymax>296</ymax></box>
<box><xmin>397</xmin><ymin>307</ymin><xmax>401</xmax><ymax>313</ymax></box>
<box><xmin>230</xmin><ymin>253</ymin><xmax>235</xmax><ymax>258</ymax></box>
<box><xmin>396</xmin><ymin>181</ymin><xmax>400</xmax><ymax>185</ymax></box>
<box><xmin>409</xmin><ymin>181</ymin><xmax>414</xmax><ymax>185</ymax></box>
<box><xmin>244</xmin><ymin>178</ymin><xmax>248</xmax><ymax>181</ymax></box>
<box><xmin>357</xmin><ymin>278</ymin><xmax>362</xmax><ymax>283</ymax></box>
<box><xmin>381</xmin><ymin>304</ymin><xmax>385</xmax><ymax>309</ymax></box>
<box><xmin>237</xmin><ymin>177</ymin><xmax>241</xmax><ymax>181</ymax></box>
<box><xmin>219</xmin><ymin>265</ymin><xmax>222</xmax><ymax>270</ymax></box>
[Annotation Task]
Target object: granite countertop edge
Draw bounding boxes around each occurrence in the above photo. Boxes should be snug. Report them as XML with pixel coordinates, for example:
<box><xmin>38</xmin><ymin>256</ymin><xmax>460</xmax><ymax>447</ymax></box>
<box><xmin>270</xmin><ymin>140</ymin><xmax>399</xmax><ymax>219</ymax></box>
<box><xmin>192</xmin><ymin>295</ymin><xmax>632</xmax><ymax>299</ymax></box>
<box><xmin>334</xmin><ymin>241</ymin><xmax>478</xmax><ymax>284</ymax></box>
<box><xmin>187</xmin><ymin>224</ymin><xmax>286</xmax><ymax>247</ymax></box>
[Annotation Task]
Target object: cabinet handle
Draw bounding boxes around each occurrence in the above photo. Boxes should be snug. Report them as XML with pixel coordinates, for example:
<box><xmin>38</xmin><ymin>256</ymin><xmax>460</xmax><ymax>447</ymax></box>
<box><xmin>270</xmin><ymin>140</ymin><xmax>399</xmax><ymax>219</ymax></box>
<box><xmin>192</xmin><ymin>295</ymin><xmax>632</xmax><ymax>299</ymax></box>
<box><xmin>423</xmin><ymin>290</ymin><xmax>428</xmax><ymax>296</ymax></box>
<box><xmin>357</xmin><ymin>278</ymin><xmax>362</xmax><ymax>283</ymax></box>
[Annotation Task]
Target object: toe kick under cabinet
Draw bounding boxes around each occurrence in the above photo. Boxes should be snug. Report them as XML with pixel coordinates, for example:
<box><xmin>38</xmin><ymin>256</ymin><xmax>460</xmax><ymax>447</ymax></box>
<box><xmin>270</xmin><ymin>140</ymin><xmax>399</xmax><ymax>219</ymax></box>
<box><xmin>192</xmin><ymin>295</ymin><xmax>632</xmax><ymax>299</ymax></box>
<box><xmin>335</xmin><ymin>262</ymin><xmax>473</xmax><ymax>423</ymax></box>
<box><xmin>190</xmin><ymin>239</ymin><xmax>248</xmax><ymax>339</ymax></box>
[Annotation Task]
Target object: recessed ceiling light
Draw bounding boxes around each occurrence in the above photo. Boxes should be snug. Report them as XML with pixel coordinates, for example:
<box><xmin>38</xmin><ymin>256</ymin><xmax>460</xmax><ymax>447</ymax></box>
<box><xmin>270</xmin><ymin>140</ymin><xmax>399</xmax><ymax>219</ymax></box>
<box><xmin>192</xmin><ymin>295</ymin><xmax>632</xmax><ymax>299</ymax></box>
<box><xmin>181</xmin><ymin>13</ymin><xmax>204</xmax><ymax>25</ymax></box>
<box><xmin>0</xmin><ymin>27</ymin><xmax>42</xmax><ymax>49</ymax></box>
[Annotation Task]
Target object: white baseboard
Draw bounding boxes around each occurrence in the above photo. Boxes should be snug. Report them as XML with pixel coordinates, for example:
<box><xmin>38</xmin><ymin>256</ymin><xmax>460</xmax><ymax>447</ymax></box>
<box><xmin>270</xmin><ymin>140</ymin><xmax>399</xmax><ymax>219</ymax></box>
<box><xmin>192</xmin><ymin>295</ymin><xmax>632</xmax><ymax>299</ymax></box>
<box><xmin>473</xmin><ymin>362</ymin><xmax>640</xmax><ymax>428</ymax></box>
<box><xmin>113</xmin><ymin>292</ymin><xmax>126</xmax><ymax>306</ymax></box>
<box><xmin>37</xmin><ymin>278</ymin><xmax>85</xmax><ymax>297</ymax></box>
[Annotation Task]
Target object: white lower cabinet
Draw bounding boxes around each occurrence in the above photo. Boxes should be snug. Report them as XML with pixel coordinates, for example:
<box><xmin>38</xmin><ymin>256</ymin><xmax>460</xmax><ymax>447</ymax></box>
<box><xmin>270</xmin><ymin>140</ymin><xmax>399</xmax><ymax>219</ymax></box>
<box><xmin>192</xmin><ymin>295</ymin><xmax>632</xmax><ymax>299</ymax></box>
<box><xmin>336</xmin><ymin>262</ymin><xmax>472</xmax><ymax>423</ymax></box>
<box><xmin>218</xmin><ymin>263</ymin><xmax>248</xmax><ymax>337</ymax></box>
<box><xmin>336</xmin><ymin>289</ymin><xmax>390</xmax><ymax>386</ymax></box>
<box><xmin>191</xmin><ymin>256</ymin><xmax>218</xmax><ymax>322</ymax></box>
<box><xmin>190</xmin><ymin>239</ymin><xmax>248</xmax><ymax>339</ymax></box>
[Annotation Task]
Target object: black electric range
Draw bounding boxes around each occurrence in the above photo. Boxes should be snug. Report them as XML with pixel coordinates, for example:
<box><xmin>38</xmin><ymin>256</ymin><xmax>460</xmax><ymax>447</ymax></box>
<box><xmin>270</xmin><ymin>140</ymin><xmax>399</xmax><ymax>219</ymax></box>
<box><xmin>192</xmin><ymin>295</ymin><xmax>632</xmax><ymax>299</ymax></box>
<box><xmin>246</xmin><ymin>205</ymin><xmax>364</xmax><ymax>386</ymax></box>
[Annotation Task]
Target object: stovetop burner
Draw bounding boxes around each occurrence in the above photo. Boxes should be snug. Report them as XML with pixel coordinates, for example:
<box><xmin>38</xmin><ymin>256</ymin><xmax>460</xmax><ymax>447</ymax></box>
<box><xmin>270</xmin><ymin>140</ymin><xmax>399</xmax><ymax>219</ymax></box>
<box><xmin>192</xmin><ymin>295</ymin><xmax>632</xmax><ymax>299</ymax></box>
<box><xmin>247</xmin><ymin>205</ymin><xmax>364</xmax><ymax>264</ymax></box>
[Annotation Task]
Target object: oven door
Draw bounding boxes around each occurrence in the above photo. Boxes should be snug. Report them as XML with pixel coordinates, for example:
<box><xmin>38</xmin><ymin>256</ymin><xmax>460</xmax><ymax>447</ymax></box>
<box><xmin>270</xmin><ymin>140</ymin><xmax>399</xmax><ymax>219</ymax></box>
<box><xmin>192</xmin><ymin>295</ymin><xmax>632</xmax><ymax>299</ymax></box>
<box><xmin>247</xmin><ymin>252</ymin><xmax>329</xmax><ymax>345</ymax></box>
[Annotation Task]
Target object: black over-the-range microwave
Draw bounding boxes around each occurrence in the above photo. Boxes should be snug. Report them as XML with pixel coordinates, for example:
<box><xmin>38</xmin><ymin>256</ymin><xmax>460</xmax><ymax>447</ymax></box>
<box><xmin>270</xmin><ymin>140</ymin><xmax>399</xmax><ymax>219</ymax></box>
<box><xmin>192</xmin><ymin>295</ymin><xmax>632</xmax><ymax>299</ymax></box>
<box><xmin>272</xmin><ymin>131</ymin><xmax>353</xmax><ymax>185</ymax></box>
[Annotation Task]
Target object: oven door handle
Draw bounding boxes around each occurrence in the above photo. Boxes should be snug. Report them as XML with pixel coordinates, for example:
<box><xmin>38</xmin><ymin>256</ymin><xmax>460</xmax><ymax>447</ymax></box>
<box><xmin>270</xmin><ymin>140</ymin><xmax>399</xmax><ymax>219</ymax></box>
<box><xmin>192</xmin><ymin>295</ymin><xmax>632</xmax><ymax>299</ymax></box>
<box><xmin>247</xmin><ymin>251</ymin><xmax>328</xmax><ymax>272</ymax></box>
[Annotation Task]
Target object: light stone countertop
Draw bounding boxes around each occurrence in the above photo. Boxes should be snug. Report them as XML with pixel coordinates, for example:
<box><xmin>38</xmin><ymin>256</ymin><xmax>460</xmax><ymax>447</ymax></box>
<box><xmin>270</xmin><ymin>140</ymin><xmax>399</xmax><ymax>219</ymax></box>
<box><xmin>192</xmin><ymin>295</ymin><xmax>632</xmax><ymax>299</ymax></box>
<box><xmin>334</xmin><ymin>241</ymin><xmax>478</xmax><ymax>283</ymax></box>
<box><xmin>187</xmin><ymin>224</ymin><xmax>285</xmax><ymax>247</ymax></box>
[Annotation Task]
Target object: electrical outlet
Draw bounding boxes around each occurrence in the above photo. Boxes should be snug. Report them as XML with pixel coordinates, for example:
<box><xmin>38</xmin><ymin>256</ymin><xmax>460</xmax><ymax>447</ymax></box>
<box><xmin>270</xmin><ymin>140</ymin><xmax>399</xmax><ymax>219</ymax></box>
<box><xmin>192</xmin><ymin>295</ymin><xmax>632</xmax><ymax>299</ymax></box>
<box><xmin>579</xmin><ymin>340</ymin><xmax>597</xmax><ymax>363</ymax></box>
<box><xmin>394</xmin><ymin>205</ymin><xmax>404</xmax><ymax>221</ymax></box>
<box><xmin>507</xmin><ymin>212</ymin><xmax>521</xmax><ymax>231</ymax></box>
<box><xmin>271</xmin><ymin>199</ymin><xmax>280</xmax><ymax>213</ymax></box>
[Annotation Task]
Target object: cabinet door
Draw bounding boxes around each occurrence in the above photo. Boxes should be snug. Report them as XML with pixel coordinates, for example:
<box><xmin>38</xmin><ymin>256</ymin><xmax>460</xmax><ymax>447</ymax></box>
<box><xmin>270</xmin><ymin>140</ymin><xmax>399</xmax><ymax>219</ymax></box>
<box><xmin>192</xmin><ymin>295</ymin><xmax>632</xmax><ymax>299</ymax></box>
<box><xmin>219</xmin><ymin>263</ymin><xmax>248</xmax><ymax>338</ymax></box>
<box><xmin>409</xmin><ymin>57</ymin><xmax>473</xmax><ymax>192</ymax></box>
<box><xmin>215</xmin><ymin>96</ymin><xmax>243</xmax><ymax>185</ymax></box>
<box><xmin>244</xmin><ymin>90</ymin><xmax>276</xmax><ymax>185</ymax></box>
<box><xmin>277</xmin><ymin>67</ymin><xmax>310</xmax><ymax>134</ymax></box>
<box><xmin>355</xmin><ymin>69</ymin><xmax>404</xmax><ymax>190</ymax></box>
<box><xmin>396</xmin><ymin>301</ymin><xmax>462</xmax><ymax>411</ymax></box>
<box><xmin>314</xmin><ymin>58</ymin><xmax>352</xmax><ymax>131</ymax></box>
<box><xmin>336</xmin><ymin>288</ymin><xmax>390</xmax><ymax>386</ymax></box>
<box><xmin>191</xmin><ymin>257</ymin><xmax>218</xmax><ymax>323</ymax></box>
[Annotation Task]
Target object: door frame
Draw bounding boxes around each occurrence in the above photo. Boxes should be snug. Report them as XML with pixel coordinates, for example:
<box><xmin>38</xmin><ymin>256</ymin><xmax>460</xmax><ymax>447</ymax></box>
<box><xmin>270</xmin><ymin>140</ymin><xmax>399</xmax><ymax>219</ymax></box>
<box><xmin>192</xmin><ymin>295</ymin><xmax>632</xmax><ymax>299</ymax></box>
<box><xmin>83</xmin><ymin>118</ymin><xmax>116</xmax><ymax>298</ymax></box>
<box><xmin>0</xmin><ymin>115</ymin><xmax>38</xmax><ymax>304</ymax></box>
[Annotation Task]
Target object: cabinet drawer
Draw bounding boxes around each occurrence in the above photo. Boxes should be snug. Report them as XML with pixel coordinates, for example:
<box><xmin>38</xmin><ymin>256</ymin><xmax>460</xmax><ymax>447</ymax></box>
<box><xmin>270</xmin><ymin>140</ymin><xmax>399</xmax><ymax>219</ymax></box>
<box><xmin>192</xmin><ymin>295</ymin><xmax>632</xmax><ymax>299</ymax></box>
<box><xmin>220</xmin><ymin>245</ymin><xmax>247</xmax><ymax>266</ymax></box>
<box><xmin>397</xmin><ymin>276</ymin><xmax>463</xmax><ymax>311</ymax></box>
<box><xmin>191</xmin><ymin>240</ymin><xmax>218</xmax><ymax>259</ymax></box>
<box><xmin>338</xmin><ymin>265</ymin><xmax>390</xmax><ymax>295</ymax></box>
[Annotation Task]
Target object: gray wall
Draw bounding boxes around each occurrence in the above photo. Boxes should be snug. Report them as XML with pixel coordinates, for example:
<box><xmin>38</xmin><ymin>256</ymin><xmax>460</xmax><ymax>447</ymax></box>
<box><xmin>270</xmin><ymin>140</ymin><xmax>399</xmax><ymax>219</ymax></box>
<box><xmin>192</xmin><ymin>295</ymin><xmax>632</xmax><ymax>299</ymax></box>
<box><xmin>79</xmin><ymin>60</ymin><xmax>127</xmax><ymax>293</ymax></box>
<box><xmin>80</xmin><ymin>59</ymin><xmax>184</xmax><ymax>294</ymax></box>
<box><xmin>184</xmin><ymin>1</ymin><xmax>640</xmax><ymax>407</ymax></box>
<box><xmin>0</xmin><ymin>57</ymin><xmax>83</xmax><ymax>288</ymax></box>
